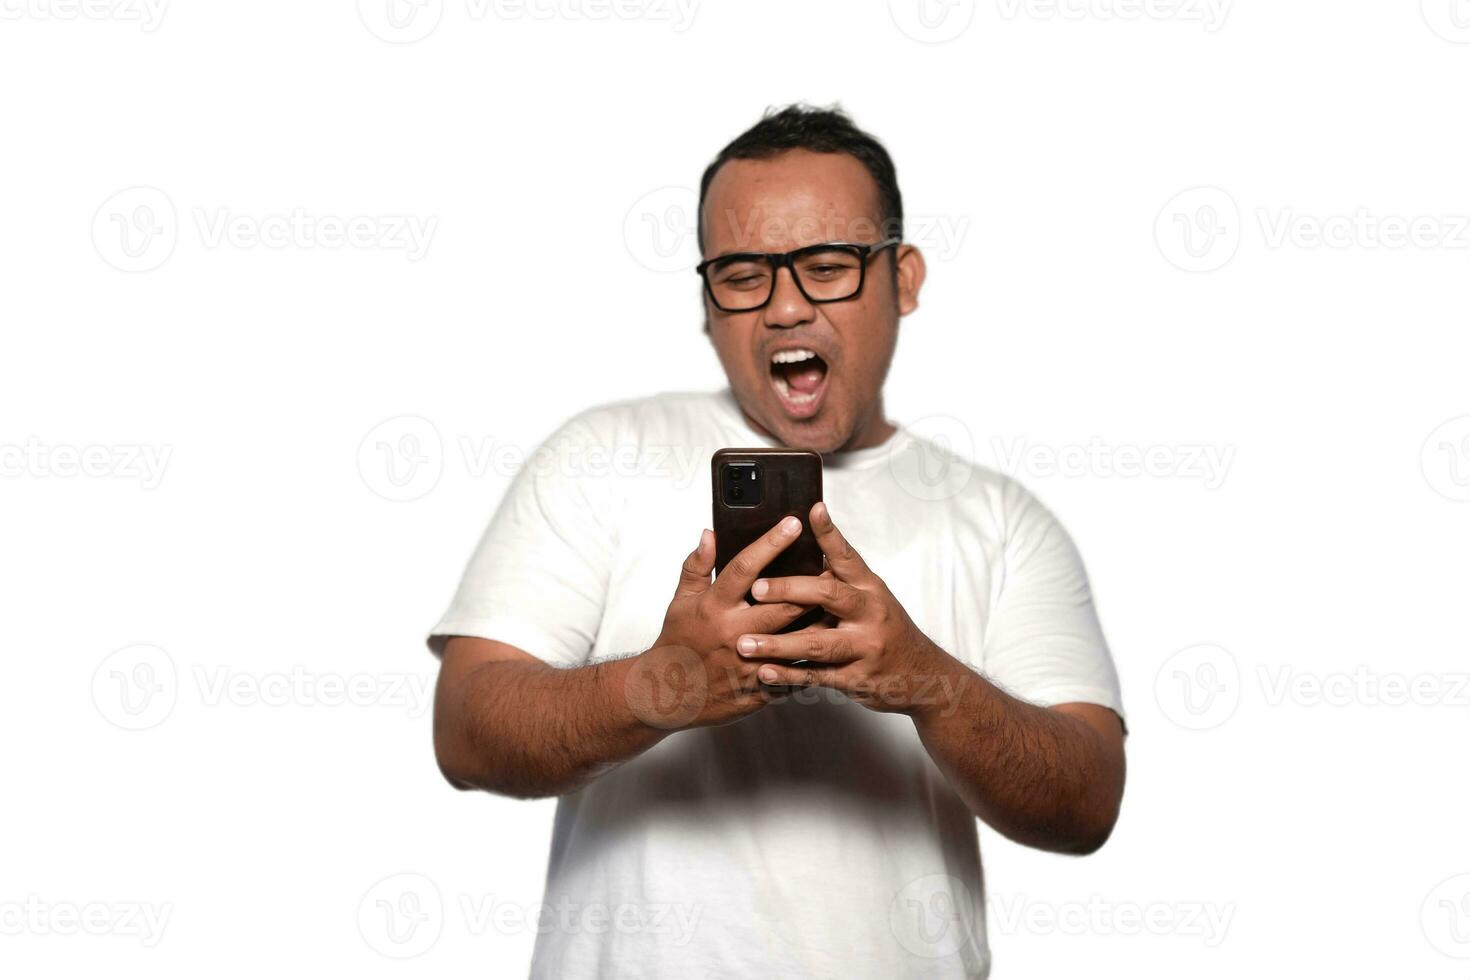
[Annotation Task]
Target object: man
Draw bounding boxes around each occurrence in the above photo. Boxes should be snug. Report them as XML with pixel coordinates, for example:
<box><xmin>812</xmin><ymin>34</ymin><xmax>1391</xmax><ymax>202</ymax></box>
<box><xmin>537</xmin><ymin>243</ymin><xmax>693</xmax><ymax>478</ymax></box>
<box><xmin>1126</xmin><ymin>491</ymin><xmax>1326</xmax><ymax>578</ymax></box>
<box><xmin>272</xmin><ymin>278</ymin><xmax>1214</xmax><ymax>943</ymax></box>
<box><xmin>429</xmin><ymin>105</ymin><xmax>1126</xmax><ymax>978</ymax></box>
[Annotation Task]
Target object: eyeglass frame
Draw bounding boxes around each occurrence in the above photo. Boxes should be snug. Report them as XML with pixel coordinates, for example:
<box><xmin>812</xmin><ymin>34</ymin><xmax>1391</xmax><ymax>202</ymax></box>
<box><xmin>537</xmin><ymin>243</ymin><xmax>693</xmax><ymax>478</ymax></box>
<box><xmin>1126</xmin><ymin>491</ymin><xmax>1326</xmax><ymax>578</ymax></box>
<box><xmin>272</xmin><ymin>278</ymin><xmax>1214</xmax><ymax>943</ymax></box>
<box><xmin>695</xmin><ymin>236</ymin><xmax>902</xmax><ymax>313</ymax></box>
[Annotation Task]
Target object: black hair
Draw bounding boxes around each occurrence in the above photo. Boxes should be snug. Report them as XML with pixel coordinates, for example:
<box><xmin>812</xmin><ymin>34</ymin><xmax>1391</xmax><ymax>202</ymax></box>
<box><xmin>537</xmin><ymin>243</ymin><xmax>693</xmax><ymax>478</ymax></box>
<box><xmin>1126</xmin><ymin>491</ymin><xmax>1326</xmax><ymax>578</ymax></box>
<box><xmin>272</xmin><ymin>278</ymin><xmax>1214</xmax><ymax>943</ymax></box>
<box><xmin>697</xmin><ymin>104</ymin><xmax>903</xmax><ymax>254</ymax></box>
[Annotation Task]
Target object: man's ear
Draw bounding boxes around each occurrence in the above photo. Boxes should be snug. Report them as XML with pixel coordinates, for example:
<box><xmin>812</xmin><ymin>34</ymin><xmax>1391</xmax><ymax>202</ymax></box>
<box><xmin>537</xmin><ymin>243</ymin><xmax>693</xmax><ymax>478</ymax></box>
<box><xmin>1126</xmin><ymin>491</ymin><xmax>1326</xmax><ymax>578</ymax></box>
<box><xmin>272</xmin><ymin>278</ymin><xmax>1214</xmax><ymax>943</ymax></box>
<box><xmin>894</xmin><ymin>244</ymin><xmax>927</xmax><ymax>317</ymax></box>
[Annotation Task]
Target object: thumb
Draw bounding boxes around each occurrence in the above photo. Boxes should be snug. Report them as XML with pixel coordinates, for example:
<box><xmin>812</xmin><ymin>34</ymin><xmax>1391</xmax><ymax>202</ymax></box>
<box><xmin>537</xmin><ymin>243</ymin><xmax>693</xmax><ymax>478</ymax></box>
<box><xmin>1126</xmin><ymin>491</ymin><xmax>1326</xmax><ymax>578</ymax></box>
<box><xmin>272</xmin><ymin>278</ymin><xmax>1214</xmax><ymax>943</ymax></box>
<box><xmin>675</xmin><ymin>528</ymin><xmax>715</xmax><ymax>597</ymax></box>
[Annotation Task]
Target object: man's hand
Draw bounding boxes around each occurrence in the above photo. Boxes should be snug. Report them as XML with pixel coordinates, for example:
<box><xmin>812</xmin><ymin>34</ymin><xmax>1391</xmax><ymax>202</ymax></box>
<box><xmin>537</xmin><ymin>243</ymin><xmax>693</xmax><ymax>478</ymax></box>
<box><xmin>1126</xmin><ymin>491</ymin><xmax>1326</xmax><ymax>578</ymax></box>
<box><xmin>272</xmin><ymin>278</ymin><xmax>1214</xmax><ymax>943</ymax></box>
<box><xmin>733</xmin><ymin>501</ymin><xmax>958</xmax><ymax>715</ymax></box>
<box><xmin>733</xmin><ymin>500</ymin><xmax>1126</xmax><ymax>854</ymax></box>
<box><xmin>631</xmin><ymin>516</ymin><xmax>815</xmax><ymax>730</ymax></box>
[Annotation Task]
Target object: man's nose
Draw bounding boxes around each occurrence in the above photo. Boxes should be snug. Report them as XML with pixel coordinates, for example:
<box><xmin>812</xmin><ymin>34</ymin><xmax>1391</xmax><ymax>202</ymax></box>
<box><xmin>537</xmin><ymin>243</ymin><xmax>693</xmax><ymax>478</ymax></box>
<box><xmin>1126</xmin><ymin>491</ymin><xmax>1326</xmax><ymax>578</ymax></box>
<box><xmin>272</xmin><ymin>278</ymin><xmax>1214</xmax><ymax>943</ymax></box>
<box><xmin>762</xmin><ymin>265</ymin><xmax>815</xmax><ymax>329</ymax></box>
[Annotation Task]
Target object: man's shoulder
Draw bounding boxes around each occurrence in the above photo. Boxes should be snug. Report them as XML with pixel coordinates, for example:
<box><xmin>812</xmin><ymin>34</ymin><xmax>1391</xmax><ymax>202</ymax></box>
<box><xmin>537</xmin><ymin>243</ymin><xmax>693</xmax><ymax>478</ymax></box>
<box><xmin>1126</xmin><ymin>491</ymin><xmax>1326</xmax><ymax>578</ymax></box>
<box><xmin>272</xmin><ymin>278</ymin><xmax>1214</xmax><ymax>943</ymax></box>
<box><xmin>560</xmin><ymin>389</ymin><xmax>731</xmax><ymax>442</ymax></box>
<box><xmin>893</xmin><ymin>427</ymin><xmax>1061</xmax><ymax>537</ymax></box>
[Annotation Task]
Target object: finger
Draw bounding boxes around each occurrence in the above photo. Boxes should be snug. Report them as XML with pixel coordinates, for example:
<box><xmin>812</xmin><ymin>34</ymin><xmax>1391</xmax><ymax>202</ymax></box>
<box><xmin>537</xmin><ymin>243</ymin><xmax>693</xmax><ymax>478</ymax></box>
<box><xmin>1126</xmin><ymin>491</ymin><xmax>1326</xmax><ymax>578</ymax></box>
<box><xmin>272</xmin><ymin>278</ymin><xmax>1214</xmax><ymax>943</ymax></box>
<box><xmin>753</xmin><ymin>661</ymin><xmax>851</xmax><ymax>692</ymax></box>
<box><xmin>787</xmin><ymin>611</ymin><xmax>840</xmax><ymax>634</ymax></box>
<box><xmin>711</xmin><ymin>515</ymin><xmax>802</xmax><ymax>603</ymax></box>
<box><xmin>809</xmin><ymin>502</ymin><xmax>872</xmax><ymax>583</ymax></box>
<box><xmin>675</xmin><ymin>528</ymin><xmax>714</xmax><ymax>597</ymax></box>
<box><xmin>736</xmin><ymin>600</ymin><xmax>817</xmax><ymax>635</ymax></box>
<box><xmin>750</xmin><ymin>574</ymin><xmax>865</xmax><ymax>618</ymax></box>
<box><xmin>736</xmin><ymin>629</ymin><xmax>859</xmax><ymax>665</ymax></box>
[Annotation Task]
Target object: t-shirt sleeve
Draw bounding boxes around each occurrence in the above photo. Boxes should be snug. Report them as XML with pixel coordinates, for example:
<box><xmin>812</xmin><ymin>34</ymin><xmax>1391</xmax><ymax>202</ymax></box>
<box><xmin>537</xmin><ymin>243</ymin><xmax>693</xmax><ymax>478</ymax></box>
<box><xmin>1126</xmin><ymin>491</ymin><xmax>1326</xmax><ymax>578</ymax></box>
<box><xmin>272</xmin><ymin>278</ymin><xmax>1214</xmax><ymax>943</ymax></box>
<box><xmin>979</xmin><ymin>480</ymin><xmax>1125</xmax><ymax>724</ymax></box>
<box><xmin>427</xmin><ymin>414</ymin><xmax>617</xmax><ymax>668</ymax></box>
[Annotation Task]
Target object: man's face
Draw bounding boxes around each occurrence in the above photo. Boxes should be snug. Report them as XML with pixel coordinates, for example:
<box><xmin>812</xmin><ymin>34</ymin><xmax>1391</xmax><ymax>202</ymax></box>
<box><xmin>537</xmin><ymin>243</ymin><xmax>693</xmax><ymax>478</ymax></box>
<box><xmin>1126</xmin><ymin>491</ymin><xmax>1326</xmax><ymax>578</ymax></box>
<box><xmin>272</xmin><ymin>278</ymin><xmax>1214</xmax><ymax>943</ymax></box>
<box><xmin>701</xmin><ymin>149</ymin><xmax>924</xmax><ymax>454</ymax></box>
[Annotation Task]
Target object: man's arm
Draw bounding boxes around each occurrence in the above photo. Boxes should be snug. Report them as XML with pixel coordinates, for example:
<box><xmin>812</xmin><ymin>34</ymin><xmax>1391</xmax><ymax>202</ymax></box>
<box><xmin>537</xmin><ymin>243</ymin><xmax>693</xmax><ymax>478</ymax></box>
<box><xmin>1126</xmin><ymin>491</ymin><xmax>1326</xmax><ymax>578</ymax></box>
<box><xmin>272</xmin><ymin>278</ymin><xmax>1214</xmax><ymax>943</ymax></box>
<box><xmin>736</xmin><ymin>501</ymin><xmax>1127</xmax><ymax>856</ymax></box>
<box><xmin>432</xmin><ymin>521</ymin><xmax>815</xmax><ymax>798</ymax></box>
<box><xmin>433</xmin><ymin>636</ymin><xmax>667</xmax><ymax>798</ymax></box>
<box><xmin>909</xmin><ymin>667</ymin><xmax>1126</xmax><ymax>854</ymax></box>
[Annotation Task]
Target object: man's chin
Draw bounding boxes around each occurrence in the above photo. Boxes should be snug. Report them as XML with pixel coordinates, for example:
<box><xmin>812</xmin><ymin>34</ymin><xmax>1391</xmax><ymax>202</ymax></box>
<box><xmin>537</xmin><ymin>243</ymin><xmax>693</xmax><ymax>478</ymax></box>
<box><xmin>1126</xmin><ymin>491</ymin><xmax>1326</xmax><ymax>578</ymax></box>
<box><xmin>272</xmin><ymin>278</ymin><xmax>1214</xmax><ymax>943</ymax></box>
<box><xmin>763</xmin><ymin>409</ymin><xmax>851</xmax><ymax>455</ymax></box>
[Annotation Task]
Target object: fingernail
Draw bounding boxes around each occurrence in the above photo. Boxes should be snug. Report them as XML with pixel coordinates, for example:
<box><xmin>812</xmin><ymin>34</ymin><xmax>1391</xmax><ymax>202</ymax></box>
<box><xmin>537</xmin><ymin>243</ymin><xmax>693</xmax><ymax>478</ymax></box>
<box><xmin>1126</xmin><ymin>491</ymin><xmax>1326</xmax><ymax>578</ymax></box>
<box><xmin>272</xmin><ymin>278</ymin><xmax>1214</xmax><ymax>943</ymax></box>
<box><xmin>781</xmin><ymin>516</ymin><xmax>800</xmax><ymax>534</ymax></box>
<box><xmin>700</xmin><ymin>528</ymin><xmax>712</xmax><ymax>549</ymax></box>
<box><xmin>759</xmin><ymin>666</ymin><xmax>779</xmax><ymax>683</ymax></box>
<box><xmin>751</xmin><ymin>579</ymin><xmax>769</xmax><ymax>599</ymax></box>
<box><xmin>813</xmin><ymin>501</ymin><xmax>828</xmax><ymax>524</ymax></box>
<box><xmin>737</xmin><ymin>636</ymin><xmax>757</xmax><ymax>656</ymax></box>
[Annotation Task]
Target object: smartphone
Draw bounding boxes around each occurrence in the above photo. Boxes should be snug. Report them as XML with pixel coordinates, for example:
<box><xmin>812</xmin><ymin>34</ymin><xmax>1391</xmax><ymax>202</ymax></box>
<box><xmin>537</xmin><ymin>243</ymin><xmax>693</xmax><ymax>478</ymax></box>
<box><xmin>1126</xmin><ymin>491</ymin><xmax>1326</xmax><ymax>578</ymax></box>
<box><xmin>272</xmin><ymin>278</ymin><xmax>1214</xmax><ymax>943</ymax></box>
<box><xmin>711</xmin><ymin>448</ymin><xmax>825</xmax><ymax>634</ymax></box>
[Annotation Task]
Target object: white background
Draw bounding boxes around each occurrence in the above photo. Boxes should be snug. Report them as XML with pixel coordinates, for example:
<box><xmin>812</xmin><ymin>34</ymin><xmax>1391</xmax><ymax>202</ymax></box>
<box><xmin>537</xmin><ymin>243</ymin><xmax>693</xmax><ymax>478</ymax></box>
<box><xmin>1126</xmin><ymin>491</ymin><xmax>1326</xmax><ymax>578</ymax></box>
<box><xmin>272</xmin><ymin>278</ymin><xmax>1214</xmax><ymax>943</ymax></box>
<box><xmin>3</xmin><ymin>0</ymin><xmax>1469</xmax><ymax>976</ymax></box>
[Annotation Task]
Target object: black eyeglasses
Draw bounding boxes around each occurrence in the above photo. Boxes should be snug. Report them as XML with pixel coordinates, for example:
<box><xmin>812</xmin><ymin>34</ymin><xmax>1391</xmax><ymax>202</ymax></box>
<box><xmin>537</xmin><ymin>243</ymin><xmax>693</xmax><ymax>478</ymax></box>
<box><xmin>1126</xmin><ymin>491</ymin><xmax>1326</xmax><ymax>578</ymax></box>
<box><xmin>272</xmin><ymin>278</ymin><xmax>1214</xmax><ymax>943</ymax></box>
<box><xmin>696</xmin><ymin>237</ymin><xmax>901</xmax><ymax>313</ymax></box>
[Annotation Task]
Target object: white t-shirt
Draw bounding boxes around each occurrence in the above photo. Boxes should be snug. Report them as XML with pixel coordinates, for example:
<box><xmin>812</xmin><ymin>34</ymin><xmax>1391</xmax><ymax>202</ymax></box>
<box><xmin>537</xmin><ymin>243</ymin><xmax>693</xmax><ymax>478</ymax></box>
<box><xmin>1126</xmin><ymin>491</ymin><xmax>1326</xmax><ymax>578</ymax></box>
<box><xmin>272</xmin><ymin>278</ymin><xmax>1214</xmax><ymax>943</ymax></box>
<box><xmin>430</xmin><ymin>388</ymin><xmax>1124</xmax><ymax>979</ymax></box>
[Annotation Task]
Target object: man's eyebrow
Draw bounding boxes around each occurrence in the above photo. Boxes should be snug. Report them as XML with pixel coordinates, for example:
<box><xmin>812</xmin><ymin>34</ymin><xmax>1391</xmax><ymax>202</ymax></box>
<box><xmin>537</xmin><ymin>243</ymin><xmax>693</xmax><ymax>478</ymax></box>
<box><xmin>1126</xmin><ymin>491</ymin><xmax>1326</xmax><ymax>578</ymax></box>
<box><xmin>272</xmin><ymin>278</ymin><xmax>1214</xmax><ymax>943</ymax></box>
<box><xmin>704</xmin><ymin>248</ymin><xmax>768</xmax><ymax>261</ymax></box>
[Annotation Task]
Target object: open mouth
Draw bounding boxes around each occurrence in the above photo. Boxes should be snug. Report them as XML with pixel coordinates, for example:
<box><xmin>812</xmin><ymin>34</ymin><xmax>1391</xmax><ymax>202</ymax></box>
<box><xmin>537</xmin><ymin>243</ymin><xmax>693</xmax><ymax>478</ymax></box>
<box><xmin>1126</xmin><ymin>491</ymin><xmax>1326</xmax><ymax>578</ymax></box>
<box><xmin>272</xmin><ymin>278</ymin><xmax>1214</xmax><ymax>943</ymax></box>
<box><xmin>768</xmin><ymin>347</ymin><xmax>830</xmax><ymax>420</ymax></box>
